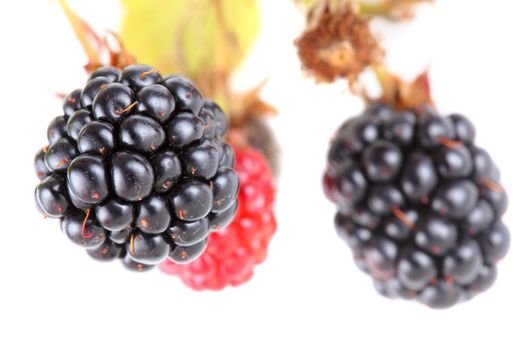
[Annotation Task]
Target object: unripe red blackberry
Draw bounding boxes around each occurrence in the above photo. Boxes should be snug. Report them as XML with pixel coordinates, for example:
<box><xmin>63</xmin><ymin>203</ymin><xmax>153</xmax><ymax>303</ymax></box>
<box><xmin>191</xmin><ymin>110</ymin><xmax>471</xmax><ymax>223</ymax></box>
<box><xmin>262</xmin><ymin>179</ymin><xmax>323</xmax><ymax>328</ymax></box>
<box><xmin>34</xmin><ymin>64</ymin><xmax>239</xmax><ymax>272</ymax></box>
<box><xmin>325</xmin><ymin>104</ymin><xmax>509</xmax><ymax>308</ymax></box>
<box><xmin>159</xmin><ymin>146</ymin><xmax>276</xmax><ymax>290</ymax></box>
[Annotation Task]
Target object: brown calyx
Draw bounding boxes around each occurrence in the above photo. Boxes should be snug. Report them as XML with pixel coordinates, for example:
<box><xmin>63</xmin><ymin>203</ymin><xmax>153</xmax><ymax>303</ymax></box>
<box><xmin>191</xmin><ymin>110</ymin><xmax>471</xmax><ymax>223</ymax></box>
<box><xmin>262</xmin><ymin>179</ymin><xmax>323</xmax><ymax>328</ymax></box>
<box><xmin>296</xmin><ymin>1</ymin><xmax>384</xmax><ymax>85</ymax></box>
<box><xmin>371</xmin><ymin>66</ymin><xmax>435</xmax><ymax>112</ymax></box>
<box><xmin>224</xmin><ymin>81</ymin><xmax>280</xmax><ymax>176</ymax></box>
<box><xmin>227</xmin><ymin>81</ymin><xmax>277</xmax><ymax>128</ymax></box>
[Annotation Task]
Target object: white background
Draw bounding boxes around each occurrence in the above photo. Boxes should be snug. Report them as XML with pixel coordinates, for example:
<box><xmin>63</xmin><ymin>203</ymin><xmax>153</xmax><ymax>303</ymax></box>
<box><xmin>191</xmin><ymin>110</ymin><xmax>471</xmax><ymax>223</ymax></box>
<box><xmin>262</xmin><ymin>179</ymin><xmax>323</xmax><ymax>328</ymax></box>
<box><xmin>1</xmin><ymin>0</ymin><xmax>524</xmax><ymax>349</ymax></box>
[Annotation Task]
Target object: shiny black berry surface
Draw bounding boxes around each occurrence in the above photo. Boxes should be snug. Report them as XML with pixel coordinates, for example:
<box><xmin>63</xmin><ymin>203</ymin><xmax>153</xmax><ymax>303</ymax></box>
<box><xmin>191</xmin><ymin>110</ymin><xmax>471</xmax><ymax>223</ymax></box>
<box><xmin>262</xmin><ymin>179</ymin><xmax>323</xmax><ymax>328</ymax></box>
<box><xmin>34</xmin><ymin>64</ymin><xmax>239</xmax><ymax>272</ymax></box>
<box><xmin>325</xmin><ymin>104</ymin><xmax>509</xmax><ymax>308</ymax></box>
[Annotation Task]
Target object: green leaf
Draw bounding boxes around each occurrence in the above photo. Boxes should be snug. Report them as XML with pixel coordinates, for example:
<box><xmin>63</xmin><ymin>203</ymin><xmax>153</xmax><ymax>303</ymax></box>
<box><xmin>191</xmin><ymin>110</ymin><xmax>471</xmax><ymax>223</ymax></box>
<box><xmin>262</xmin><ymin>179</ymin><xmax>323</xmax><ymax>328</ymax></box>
<box><xmin>120</xmin><ymin>0</ymin><xmax>260</xmax><ymax>80</ymax></box>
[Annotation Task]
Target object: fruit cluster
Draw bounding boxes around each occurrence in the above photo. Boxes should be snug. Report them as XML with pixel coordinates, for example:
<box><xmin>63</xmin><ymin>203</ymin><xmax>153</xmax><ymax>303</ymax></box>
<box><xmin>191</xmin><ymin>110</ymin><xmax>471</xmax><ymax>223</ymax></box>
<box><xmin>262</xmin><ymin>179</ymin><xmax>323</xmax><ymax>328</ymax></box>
<box><xmin>34</xmin><ymin>64</ymin><xmax>239</xmax><ymax>272</ymax></box>
<box><xmin>324</xmin><ymin>104</ymin><xmax>510</xmax><ymax>308</ymax></box>
<box><xmin>160</xmin><ymin>146</ymin><xmax>276</xmax><ymax>290</ymax></box>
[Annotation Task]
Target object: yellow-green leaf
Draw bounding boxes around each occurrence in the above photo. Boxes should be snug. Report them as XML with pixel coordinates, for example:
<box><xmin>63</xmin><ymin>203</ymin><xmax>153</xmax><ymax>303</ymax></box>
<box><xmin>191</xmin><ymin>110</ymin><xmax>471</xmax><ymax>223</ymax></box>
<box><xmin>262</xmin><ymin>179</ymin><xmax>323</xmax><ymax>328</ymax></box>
<box><xmin>120</xmin><ymin>0</ymin><xmax>260</xmax><ymax>80</ymax></box>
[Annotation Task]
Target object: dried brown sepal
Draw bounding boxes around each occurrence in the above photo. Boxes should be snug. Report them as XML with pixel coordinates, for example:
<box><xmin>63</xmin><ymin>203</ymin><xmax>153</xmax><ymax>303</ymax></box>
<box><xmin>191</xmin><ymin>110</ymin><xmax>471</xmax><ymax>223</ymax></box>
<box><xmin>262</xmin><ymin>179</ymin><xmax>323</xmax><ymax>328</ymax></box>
<box><xmin>223</xmin><ymin>80</ymin><xmax>280</xmax><ymax>176</ymax></box>
<box><xmin>193</xmin><ymin>71</ymin><xmax>230</xmax><ymax>106</ymax></box>
<box><xmin>193</xmin><ymin>73</ymin><xmax>278</xmax><ymax>130</ymax></box>
<box><xmin>103</xmin><ymin>32</ymin><xmax>136</xmax><ymax>70</ymax></box>
<box><xmin>296</xmin><ymin>1</ymin><xmax>384</xmax><ymax>84</ymax></box>
<box><xmin>372</xmin><ymin>66</ymin><xmax>435</xmax><ymax>112</ymax></box>
<box><xmin>193</xmin><ymin>73</ymin><xmax>277</xmax><ymax>129</ymax></box>
<box><xmin>58</xmin><ymin>0</ymin><xmax>135</xmax><ymax>73</ymax></box>
<box><xmin>358</xmin><ymin>0</ymin><xmax>434</xmax><ymax>21</ymax></box>
<box><xmin>227</xmin><ymin>120</ymin><xmax>280</xmax><ymax>177</ymax></box>
<box><xmin>245</xmin><ymin>119</ymin><xmax>280</xmax><ymax>176</ymax></box>
<box><xmin>223</xmin><ymin>80</ymin><xmax>278</xmax><ymax>128</ymax></box>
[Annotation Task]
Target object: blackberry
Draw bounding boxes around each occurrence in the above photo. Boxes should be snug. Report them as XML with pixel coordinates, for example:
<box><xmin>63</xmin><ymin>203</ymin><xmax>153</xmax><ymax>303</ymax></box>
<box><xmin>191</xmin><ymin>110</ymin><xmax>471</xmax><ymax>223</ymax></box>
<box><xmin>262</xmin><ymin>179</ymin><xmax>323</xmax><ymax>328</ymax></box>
<box><xmin>326</xmin><ymin>105</ymin><xmax>509</xmax><ymax>308</ymax></box>
<box><xmin>34</xmin><ymin>64</ymin><xmax>239</xmax><ymax>272</ymax></box>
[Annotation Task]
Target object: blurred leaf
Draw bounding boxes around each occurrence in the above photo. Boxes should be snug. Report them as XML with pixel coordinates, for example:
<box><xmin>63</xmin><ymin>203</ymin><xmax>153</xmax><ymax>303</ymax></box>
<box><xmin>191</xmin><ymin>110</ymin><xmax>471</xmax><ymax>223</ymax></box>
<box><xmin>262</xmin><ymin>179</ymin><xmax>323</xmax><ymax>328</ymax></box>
<box><xmin>120</xmin><ymin>0</ymin><xmax>259</xmax><ymax>80</ymax></box>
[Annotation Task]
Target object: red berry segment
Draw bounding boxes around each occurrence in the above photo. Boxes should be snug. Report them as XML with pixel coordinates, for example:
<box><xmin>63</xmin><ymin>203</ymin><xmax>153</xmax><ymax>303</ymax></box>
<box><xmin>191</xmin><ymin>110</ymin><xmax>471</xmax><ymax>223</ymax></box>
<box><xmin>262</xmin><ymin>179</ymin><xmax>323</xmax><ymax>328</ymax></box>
<box><xmin>160</xmin><ymin>146</ymin><xmax>277</xmax><ymax>290</ymax></box>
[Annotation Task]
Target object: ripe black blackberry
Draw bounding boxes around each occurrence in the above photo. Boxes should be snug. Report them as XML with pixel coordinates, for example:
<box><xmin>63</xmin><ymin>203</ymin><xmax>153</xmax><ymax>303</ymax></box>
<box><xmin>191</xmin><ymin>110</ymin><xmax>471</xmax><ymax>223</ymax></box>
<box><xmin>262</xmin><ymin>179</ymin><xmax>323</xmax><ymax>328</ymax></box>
<box><xmin>34</xmin><ymin>64</ymin><xmax>240</xmax><ymax>272</ymax></box>
<box><xmin>324</xmin><ymin>104</ymin><xmax>510</xmax><ymax>308</ymax></box>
